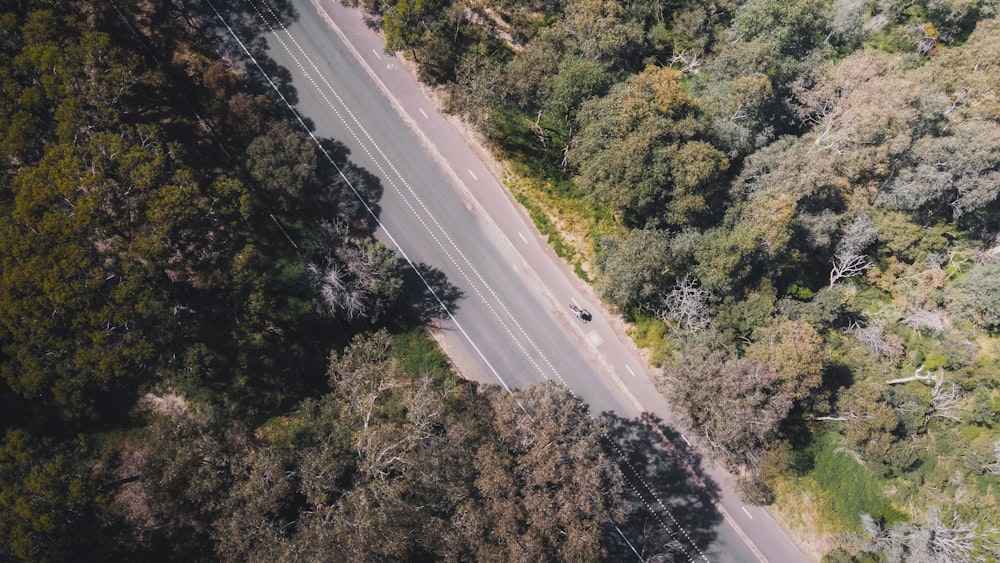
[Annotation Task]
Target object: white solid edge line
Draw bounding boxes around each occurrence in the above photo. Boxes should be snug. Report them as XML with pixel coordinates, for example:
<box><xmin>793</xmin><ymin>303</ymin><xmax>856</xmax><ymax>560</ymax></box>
<box><xmin>204</xmin><ymin>0</ymin><xmax>520</xmax><ymax>397</ymax></box>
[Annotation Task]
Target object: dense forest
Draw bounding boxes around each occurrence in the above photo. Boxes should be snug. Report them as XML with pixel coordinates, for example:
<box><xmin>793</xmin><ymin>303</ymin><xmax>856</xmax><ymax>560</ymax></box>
<box><xmin>347</xmin><ymin>0</ymin><xmax>1000</xmax><ymax>560</ymax></box>
<box><xmin>0</xmin><ymin>1</ymin><xmax>670</xmax><ymax>560</ymax></box>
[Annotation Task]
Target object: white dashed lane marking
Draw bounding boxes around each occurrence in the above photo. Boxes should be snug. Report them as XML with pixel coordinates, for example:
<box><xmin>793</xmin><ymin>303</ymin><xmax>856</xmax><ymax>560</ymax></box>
<box><xmin>467</xmin><ymin>169</ymin><xmax>478</xmax><ymax>181</ymax></box>
<box><xmin>419</xmin><ymin>108</ymin><xmax>428</xmax><ymax>119</ymax></box>
<box><xmin>249</xmin><ymin>0</ymin><xmax>573</xmax><ymax>394</ymax></box>
<box><xmin>371</xmin><ymin>48</ymin><xmax>381</xmax><ymax>59</ymax></box>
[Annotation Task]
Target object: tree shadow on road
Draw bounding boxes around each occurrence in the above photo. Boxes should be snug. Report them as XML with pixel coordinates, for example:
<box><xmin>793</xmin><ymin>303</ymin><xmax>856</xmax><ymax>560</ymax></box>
<box><xmin>317</xmin><ymin>138</ymin><xmax>385</xmax><ymax>231</ymax></box>
<box><xmin>191</xmin><ymin>0</ymin><xmax>470</xmax><ymax>309</ymax></box>
<box><xmin>186</xmin><ymin>0</ymin><xmax>303</xmax><ymax>104</ymax></box>
<box><xmin>400</xmin><ymin>262</ymin><xmax>465</xmax><ymax>323</ymax></box>
<box><xmin>600</xmin><ymin>411</ymin><xmax>724</xmax><ymax>562</ymax></box>
<box><xmin>193</xmin><ymin>1</ymin><xmax>393</xmax><ymax>235</ymax></box>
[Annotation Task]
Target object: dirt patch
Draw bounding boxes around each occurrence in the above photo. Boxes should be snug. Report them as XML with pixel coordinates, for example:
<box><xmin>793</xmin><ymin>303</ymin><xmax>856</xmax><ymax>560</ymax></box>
<box><xmin>140</xmin><ymin>392</ymin><xmax>188</xmax><ymax>416</ymax></box>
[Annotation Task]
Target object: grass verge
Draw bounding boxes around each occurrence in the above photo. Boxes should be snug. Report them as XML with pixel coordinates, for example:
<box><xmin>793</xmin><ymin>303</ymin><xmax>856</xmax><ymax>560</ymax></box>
<box><xmin>795</xmin><ymin>432</ymin><xmax>908</xmax><ymax>533</ymax></box>
<box><xmin>626</xmin><ymin>314</ymin><xmax>673</xmax><ymax>367</ymax></box>
<box><xmin>392</xmin><ymin>327</ymin><xmax>456</xmax><ymax>385</ymax></box>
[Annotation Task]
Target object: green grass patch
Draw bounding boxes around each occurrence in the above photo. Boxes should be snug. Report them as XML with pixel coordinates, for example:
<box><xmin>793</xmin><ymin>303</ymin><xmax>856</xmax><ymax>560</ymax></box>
<box><xmin>809</xmin><ymin>433</ymin><xmax>908</xmax><ymax>531</ymax></box>
<box><xmin>627</xmin><ymin>314</ymin><xmax>673</xmax><ymax>367</ymax></box>
<box><xmin>256</xmin><ymin>412</ymin><xmax>315</xmax><ymax>452</ymax></box>
<box><xmin>866</xmin><ymin>28</ymin><xmax>917</xmax><ymax>54</ymax></box>
<box><xmin>515</xmin><ymin>192</ymin><xmax>577</xmax><ymax>262</ymax></box>
<box><xmin>392</xmin><ymin>327</ymin><xmax>455</xmax><ymax>385</ymax></box>
<box><xmin>850</xmin><ymin>283</ymin><xmax>894</xmax><ymax>313</ymax></box>
<box><xmin>483</xmin><ymin>107</ymin><xmax>625</xmax><ymax>285</ymax></box>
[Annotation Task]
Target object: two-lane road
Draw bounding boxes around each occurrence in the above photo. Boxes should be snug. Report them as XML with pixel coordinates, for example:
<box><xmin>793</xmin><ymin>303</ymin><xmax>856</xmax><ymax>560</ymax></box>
<box><xmin>208</xmin><ymin>0</ymin><xmax>809</xmax><ymax>560</ymax></box>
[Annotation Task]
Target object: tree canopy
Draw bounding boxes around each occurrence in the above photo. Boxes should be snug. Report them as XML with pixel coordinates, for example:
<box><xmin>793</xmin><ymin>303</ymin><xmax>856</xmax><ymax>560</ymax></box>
<box><xmin>363</xmin><ymin>0</ymin><xmax>1000</xmax><ymax>558</ymax></box>
<box><xmin>0</xmin><ymin>1</ymin><xmax>652</xmax><ymax>560</ymax></box>
<box><xmin>571</xmin><ymin>65</ymin><xmax>728</xmax><ymax>226</ymax></box>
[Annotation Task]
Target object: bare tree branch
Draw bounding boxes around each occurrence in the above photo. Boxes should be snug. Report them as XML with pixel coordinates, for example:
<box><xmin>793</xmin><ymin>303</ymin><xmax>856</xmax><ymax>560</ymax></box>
<box><xmin>886</xmin><ymin>365</ymin><xmax>938</xmax><ymax>385</ymax></box>
<box><xmin>649</xmin><ymin>275</ymin><xmax>712</xmax><ymax>332</ymax></box>
<box><xmin>865</xmin><ymin>507</ymin><xmax>1000</xmax><ymax>563</ymax></box>
<box><xmin>830</xmin><ymin>252</ymin><xmax>874</xmax><ymax>287</ymax></box>
<box><xmin>850</xmin><ymin>319</ymin><xmax>904</xmax><ymax>362</ymax></box>
<box><xmin>984</xmin><ymin>441</ymin><xmax>1000</xmax><ymax>475</ymax></box>
<box><xmin>887</xmin><ymin>366</ymin><xmax>963</xmax><ymax>424</ymax></box>
<box><xmin>904</xmin><ymin>308</ymin><xmax>948</xmax><ymax>333</ymax></box>
<box><xmin>829</xmin><ymin>214</ymin><xmax>878</xmax><ymax>286</ymax></box>
<box><xmin>670</xmin><ymin>50</ymin><xmax>701</xmax><ymax>74</ymax></box>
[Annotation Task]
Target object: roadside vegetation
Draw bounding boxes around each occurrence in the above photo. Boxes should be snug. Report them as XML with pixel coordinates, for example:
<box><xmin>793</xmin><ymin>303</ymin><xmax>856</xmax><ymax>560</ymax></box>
<box><xmin>350</xmin><ymin>0</ymin><xmax>1000</xmax><ymax>559</ymax></box>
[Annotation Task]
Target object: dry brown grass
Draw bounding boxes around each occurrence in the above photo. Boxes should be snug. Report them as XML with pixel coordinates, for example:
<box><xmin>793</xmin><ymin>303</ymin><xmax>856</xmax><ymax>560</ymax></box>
<box><xmin>768</xmin><ymin>477</ymin><xmax>847</xmax><ymax>562</ymax></box>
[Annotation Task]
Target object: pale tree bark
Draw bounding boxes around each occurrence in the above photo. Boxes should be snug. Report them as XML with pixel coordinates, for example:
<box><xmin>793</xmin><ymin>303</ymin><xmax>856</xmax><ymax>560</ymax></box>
<box><xmin>670</xmin><ymin>50</ymin><xmax>701</xmax><ymax>74</ymax></box>
<box><xmin>885</xmin><ymin>364</ymin><xmax>938</xmax><ymax>385</ymax></box>
<box><xmin>355</xmin><ymin>376</ymin><xmax>441</xmax><ymax>485</ymax></box>
<box><xmin>887</xmin><ymin>366</ymin><xmax>963</xmax><ymax>424</ymax></box>
<box><xmin>903</xmin><ymin>309</ymin><xmax>948</xmax><ymax>333</ymax></box>
<box><xmin>829</xmin><ymin>252</ymin><xmax>874</xmax><ymax>287</ymax></box>
<box><xmin>829</xmin><ymin>213</ymin><xmax>877</xmax><ymax>287</ymax></box>
<box><xmin>850</xmin><ymin>320</ymin><xmax>904</xmax><ymax>361</ymax></box>
<box><xmin>984</xmin><ymin>441</ymin><xmax>1000</xmax><ymax>475</ymax></box>
<box><xmin>926</xmin><ymin>507</ymin><xmax>1000</xmax><ymax>563</ymax></box>
<box><xmin>650</xmin><ymin>274</ymin><xmax>711</xmax><ymax>332</ymax></box>
<box><xmin>864</xmin><ymin>508</ymin><xmax>1000</xmax><ymax>563</ymax></box>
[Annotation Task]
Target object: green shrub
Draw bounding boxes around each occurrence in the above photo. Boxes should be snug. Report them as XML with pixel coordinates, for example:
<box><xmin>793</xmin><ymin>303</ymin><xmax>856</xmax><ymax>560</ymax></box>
<box><xmin>810</xmin><ymin>433</ymin><xmax>908</xmax><ymax>531</ymax></box>
<box><xmin>627</xmin><ymin>315</ymin><xmax>673</xmax><ymax>367</ymax></box>
<box><xmin>787</xmin><ymin>283</ymin><xmax>815</xmax><ymax>300</ymax></box>
<box><xmin>392</xmin><ymin>328</ymin><xmax>454</xmax><ymax>384</ymax></box>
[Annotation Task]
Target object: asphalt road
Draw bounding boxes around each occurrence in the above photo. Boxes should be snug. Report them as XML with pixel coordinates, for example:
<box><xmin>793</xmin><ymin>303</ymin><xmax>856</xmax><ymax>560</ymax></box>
<box><xmin>208</xmin><ymin>1</ymin><xmax>811</xmax><ymax>561</ymax></box>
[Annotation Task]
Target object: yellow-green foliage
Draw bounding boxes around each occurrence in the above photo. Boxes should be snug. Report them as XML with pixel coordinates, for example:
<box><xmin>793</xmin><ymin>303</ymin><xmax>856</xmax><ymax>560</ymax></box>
<box><xmin>391</xmin><ymin>327</ymin><xmax>454</xmax><ymax>384</ymax></box>
<box><xmin>627</xmin><ymin>315</ymin><xmax>673</xmax><ymax>367</ymax></box>
<box><xmin>507</xmin><ymin>169</ymin><xmax>621</xmax><ymax>281</ymax></box>
<box><xmin>808</xmin><ymin>433</ymin><xmax>908</xmax><ymax>532</ymax></box>
<box><xmin>255</xmin><ymin>412</ymin><xmax>313</xmax><ymax>454</ymax></box>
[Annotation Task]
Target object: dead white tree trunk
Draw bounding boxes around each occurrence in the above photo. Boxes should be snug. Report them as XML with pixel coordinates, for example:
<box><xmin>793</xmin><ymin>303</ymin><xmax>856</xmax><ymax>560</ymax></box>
<box><xmin>652</xmin><ymin>274</ymin><xmax>712</xmax><ymax>332</ymax></box>
<box><xmin>887</xmin><ymin>366</ymin><xmax>962</xmax><ymax>423</ymax></box>
<box><xmin>985</xmin><ymin>441</ymin><xmax>1000</xmax><ymax>475</ymax></box>
<box><xmin>830</xmin><ymin>213</ymin><xmax>878</xmax><ymax>287</ymax></box>
<box><xmin>670</xmin><ymin>50</ymin><xmax>701</xmax><ymax>74</ymax></box>
<box><xmin>886</xmin><ymin>365</ymin><xmax>937</xmax><ymax>385</ymax></box>
<box><xmin>830</xmin><ymin>252</ymin><xmax>874</xmax><ymax>287</ymax></box>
